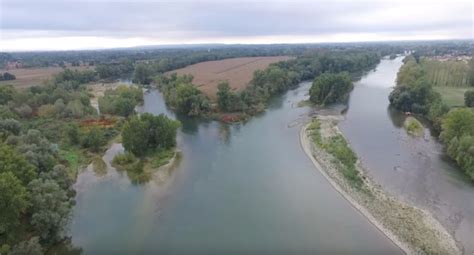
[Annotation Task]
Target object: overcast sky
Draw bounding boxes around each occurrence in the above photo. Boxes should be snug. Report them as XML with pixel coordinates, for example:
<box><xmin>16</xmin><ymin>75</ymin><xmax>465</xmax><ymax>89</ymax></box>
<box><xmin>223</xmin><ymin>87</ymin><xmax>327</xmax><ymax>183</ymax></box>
<box><xmin>0</xmin><ymin>0</ymin><xmax>473</xmax><ymax>51</ymax></box>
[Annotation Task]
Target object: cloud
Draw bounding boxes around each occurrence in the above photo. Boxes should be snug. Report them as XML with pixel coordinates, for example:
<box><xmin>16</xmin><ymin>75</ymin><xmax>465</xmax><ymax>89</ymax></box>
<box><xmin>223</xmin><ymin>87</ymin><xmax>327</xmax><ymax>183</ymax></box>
<box><xmin>0</xmin><ymin>0</ymin><xmax>472</xmax><ymax>51</ymax></box>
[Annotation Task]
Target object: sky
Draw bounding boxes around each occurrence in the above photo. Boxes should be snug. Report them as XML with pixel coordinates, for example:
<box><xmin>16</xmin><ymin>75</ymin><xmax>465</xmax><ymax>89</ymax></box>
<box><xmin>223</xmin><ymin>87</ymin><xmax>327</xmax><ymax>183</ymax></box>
<box><xmin>0</xmin><ymin>0</ymin><xmax>473</xmax><ymax>52</ymax></box>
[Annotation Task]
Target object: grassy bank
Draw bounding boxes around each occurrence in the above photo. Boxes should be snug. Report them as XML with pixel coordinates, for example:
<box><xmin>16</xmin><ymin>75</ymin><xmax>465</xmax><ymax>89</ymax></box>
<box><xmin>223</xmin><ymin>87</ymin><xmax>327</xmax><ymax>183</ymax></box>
<box><xmin>302</xmin><ymin>117</ymin><xmax>460</xmax><ymax>255</ymax></box>
<box><xmin>403</xmin><ymin>116</ymin><xmax>424</xmax><ymax>137</ymax></box>
<box><xmin>112</xmin><ymin>148</ymin><xmax>178</xmax><ymax>184</ymax></box>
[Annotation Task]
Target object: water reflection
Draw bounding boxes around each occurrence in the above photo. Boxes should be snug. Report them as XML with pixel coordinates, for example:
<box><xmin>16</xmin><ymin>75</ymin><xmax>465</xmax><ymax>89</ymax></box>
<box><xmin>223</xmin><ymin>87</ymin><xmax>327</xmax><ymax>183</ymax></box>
<box><xmin>387</xmin><ymin>105</ymin><xmax>405</xmax><ymax>128</ymax></box>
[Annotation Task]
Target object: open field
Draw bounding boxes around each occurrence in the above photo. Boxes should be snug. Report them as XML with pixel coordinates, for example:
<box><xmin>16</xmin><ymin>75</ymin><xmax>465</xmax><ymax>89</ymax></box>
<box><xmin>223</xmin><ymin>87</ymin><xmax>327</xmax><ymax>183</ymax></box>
<box><xmin>166</xmin><ymin>56</ymin><xmax>293</xmax><ymax>99</ymax></box>
<box><xmin>0</xmin><ymin>66</ymin><xmax>93</xmax><ymax>88</ymax></box>
<box><xmin>434</xmin><ymin>86</ymin><xmax>471</xmax><ymax>107</ymax></box>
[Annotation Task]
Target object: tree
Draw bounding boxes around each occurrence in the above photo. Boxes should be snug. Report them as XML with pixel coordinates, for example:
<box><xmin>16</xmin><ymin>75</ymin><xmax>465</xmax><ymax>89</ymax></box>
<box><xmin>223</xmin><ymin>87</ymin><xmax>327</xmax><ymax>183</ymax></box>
<box><xmin>132</xmin><ymin>63</ymin><xmax>152</xmax><ymax>84</ymax></box>
<box><xmin>0</xmin><ymin>144</ymin><xmax>36</xmax><ymax>185</ymax></box>
<box><xmin>122</xmin><ymin>116</ymin><xmax>148</xmax><ymax>156</ymax></box>
<box><xmin>81</xmin><ymin>127</ymin><xmax>105</xmax><ymax>152</ymax></box>
<box><xmin>9</xmin><ymin>237</ymin><xmax>43</xmax><ymax>255</ymax></box>
<box><xmin>465</xmin><ymin>90</ymin><xmax>474</xmax><ymax>107</ymax></box>
<box><xmin>122</xmin><ymin>113</ymin><xmax>180</xmax><ymax>157</ymax></box>
<box><xmin>217</xmin><ymin>81</ymin><xmax>232</xmax><ymax>111</ymax></box>
<box><xmin>28</xmin><ymin>178</ymin><xmax>71</xmax><ymax>243</ymax></box>
<box><xmin>441</xmin><ymin>108</ymin><xmax>474</xmax><ymax>180</ymax></box>
<box><xmin>309</xmin><ymin>72</ymin><xmax>353</xmax><ymax>105</ymax></box>
<box><xmin>0</xmin><ymin>172</ymin><xmax>30</xmax><ymax>242</ymax></box>
<box><xmin>0</xmin><ymin>118</ymin><xmax>21</xmax><ymax>140</ymax></box>
<box><xmin>440</xmin><ymin>108</ymin><xmax>474</xmax><ymax>143</ymax></box>
<box><xmin>3</xmin><ymin>72</ymin><xmax>16</xmax><ymax>81</ymax></box>
<box><xmin>65</xmin><ymin>123</ymin><xmax>80</xmax><ymax>145</ymax></box>
<box><xmin>0</xmin><ymin>85</ymin><xmax>16</xmax><ymax>104</ymax></box>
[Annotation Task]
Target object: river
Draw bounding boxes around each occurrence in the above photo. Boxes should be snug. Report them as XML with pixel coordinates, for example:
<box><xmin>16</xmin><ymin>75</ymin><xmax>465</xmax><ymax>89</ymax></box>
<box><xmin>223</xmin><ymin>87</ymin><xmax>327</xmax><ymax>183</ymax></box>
<box><xmin>68</xmin><ymin>78</ymin><xmax>403</xmax><ymax>252</ymax></box>
<box><xmin>339</xmin><ymin>56</ymin><xmax>474</xmax><ymax>254</ymax></box>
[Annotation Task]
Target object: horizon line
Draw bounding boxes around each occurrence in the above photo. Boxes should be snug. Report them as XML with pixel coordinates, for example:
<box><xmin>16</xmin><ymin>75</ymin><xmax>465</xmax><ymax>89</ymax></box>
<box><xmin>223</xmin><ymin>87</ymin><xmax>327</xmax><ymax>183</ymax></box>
<box><xmin>2</xmin><ymin>38</ymin><xmax>473</xmax><ymax>54</ymax></box>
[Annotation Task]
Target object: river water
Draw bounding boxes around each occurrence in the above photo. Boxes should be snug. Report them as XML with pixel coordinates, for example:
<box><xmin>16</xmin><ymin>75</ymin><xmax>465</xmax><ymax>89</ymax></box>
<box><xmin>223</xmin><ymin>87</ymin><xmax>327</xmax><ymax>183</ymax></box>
<box><xmin>339</xmin><ymin>56</ymin><xmax>474</xmax><ymax>254</ymax></box>
<box><xmin>69</xmin><ymin>81</ymin><xmax>403</xmax><ymax>252</ymax></box>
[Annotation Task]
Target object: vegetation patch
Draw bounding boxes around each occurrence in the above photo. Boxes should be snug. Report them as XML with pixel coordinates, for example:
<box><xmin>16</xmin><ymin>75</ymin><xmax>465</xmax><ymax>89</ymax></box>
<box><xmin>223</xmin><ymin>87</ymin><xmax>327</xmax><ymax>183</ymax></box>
<box><xmin>112</xmin><ymin>113</ymin><xmax>180</xmax><ymax>184</ymax></box>
<box><xmin>307</xmin><ymin>119</ymin><xmax>362</xmax><ymax>189</ymax></box>
<box><xmin>404</xmin><ymin>116</ymin><xmax>424</xmax><ymax>137</ymax></box>
<box><xmin>149</xmin><ymin>148</ymin><xmax>176</xmax><ymax>169</ymax></box>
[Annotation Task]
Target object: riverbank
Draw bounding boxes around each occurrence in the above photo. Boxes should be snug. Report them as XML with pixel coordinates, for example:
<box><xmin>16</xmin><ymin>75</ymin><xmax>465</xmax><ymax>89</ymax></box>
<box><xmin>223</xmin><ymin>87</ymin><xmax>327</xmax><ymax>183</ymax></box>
<box><xmin>300</xmin><ymin>115</ymin><xmax>460</xmax><ymax>255</ymax></box>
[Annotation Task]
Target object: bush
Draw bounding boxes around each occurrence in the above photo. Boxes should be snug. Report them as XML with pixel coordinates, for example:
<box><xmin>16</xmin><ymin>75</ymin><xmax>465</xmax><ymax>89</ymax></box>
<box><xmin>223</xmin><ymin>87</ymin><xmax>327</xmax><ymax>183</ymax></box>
<box><xmin>122</xmin><ymin>113</ymin><xmax>180</xmax><ymax>157</ymax></box>
<box><xmin>465</xmin><ymin>90</ymin><xmax>474</xmax><ymax>107</ymax></box>
<box><xmin>2</xmin><ymin>72</ymin><xmax>16</xmax><ymax>81</ymax></box>
<box><xmin>81</xmin><ymin>127</ymin><xmax>105</xmax><ymax>152</ymax></box>
<box><xmin>37</xmin><ymin>104</ymin><xmax>57</xmax><ymax>118</ymax></box>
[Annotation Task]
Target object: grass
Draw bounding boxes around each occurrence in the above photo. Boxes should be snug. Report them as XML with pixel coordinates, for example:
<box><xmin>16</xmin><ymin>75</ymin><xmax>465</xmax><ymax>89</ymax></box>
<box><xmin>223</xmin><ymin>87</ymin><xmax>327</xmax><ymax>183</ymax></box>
<box><xmin>149</xmin><ymin>148</ymin><xmax>175</xmax><ymax>168</ymax></box>
<box><xmin>58</xmin><ymin>146</ymin><xmax>87</xmax><ymax>178</ymax></box>
<box><xmin>307</xmin><ymin>119</ymin><xmax>322</xmax><ymax>145</ymax></box>
<box><xmin>307</xmin><ymin>119</ymin><xmax>363</xmax><ymax>188</ymax></box>
<box><xmin>404</xmin><ymin>116</ymin><xmax>424</xmax><ymax>137</ymax></box>
<box><xmin>433</xmin><ymin>86</ymin><xmax>470</xmax><ymax>107</ymax></box>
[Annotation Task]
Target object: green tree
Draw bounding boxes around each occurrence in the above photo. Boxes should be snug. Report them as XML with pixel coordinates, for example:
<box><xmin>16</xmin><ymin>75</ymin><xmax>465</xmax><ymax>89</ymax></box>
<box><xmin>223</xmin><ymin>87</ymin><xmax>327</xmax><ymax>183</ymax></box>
<box><xmin>217</xmin><ymin>81</ymin><xmax>232</xmax><ymax>111</ymax></box>
<box><xmin>0</xmin><ymin>172</ymin><xmax>30</xmax><ymax>243</ymax></box>
<box><xmin>3</xmin><ymin>72</ymin><xmax>16</xmax><ymax>81</ymax></box>
<box><xmin>81</xmin><ymin>127</ymin><xmax>105</xmax><ymax>152</ymax></box>
<box><xmin>0</xmin><ymin>144</ymin><xmax>36</xmax><ymax>185</ymax></box>
<box><xmin>441</xmin><ymin>108</ymin><xmax>474</xmax><ymax>143</ymax></box>
<box><xmin>0</xmin><ymin>85</ymin><xmax>16</xmax><ymax>104</ymax></box>
<box><xmin>66</xmin><ymin>123</ymin><xmax>81</xmax><ymax>145</ymax></box>
<box><xmin>309</xmin><ymin>72</ymin><xmax>353</xmax><ymax>105</ymax></box>
<box><xmin>28</xmin><ymin>178</ymin><xmax>71</xmax><ymax>243</ymax></box>
<box><xmin>122</xmin><ymin>116</ymin><xmax>148</xmax><ymax>156</ymax></box>
<box><xmin>441</xmin><ymin>108</ymin><xmax>474</xmax><ymax>179</ymax></box>
<box><xmin>132</xmin><ymin>63</ymin><xmax>152</xmax><ymax>84</ymax></box>
<box><xmin>465</xmin><ymin>90</ymin><xmax>474</xmax><ymax>107</ymax></box>
<box><xmin>122</xmin><ymin>113</ymin><xmax>180</xmax><ymax>157</ymax></box>
<box><xmin>9</xmin><ymin>236</ymin><xmax>43</xmax><ymax>255</ymax></box>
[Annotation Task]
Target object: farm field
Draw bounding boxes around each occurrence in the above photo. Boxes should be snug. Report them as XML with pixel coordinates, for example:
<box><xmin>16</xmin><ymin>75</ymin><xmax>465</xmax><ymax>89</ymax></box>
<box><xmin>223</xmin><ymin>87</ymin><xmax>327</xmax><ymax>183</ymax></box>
<box><xmin>0</xmin><ymin>66</ymin><xmax>93</xmax><ymax>88</ymax></box>
<box><xmin>166</xmin><ymin>56</ymin><xmax>293</xmax><ymax>99</ymax></box>
<box><xmin>433</xmin><ymin>86</ymin><xmax>471</xmax><ymax>107</ymax></box>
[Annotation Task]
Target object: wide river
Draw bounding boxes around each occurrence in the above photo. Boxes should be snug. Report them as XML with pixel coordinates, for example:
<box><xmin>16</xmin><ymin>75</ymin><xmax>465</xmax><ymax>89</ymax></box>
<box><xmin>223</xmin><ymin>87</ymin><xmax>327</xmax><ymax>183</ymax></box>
<box><xmin>68</xmin><ymin>56</ymin><xmax>474</xmax><ymax>254</ymax></box>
